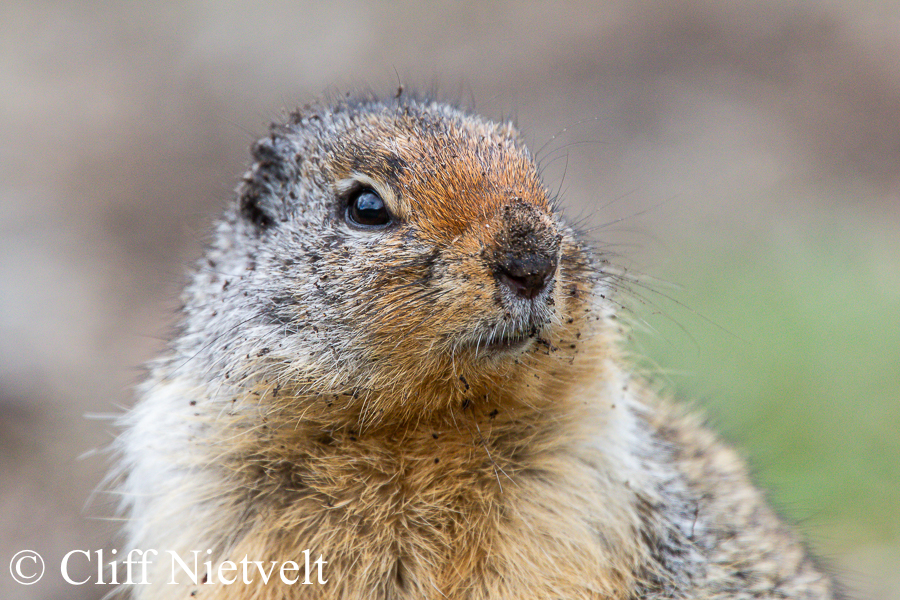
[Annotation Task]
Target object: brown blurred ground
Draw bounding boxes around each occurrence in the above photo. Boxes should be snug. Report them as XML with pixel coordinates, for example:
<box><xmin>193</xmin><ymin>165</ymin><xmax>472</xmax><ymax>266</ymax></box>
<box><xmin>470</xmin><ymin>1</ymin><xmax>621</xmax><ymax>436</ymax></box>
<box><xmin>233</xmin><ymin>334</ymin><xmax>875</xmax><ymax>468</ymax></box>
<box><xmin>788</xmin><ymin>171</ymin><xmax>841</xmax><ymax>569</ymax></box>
<box><xmin>1</xmin><ymin>2</ymin><xmax>898</xmax><ymax>599</ymax></box>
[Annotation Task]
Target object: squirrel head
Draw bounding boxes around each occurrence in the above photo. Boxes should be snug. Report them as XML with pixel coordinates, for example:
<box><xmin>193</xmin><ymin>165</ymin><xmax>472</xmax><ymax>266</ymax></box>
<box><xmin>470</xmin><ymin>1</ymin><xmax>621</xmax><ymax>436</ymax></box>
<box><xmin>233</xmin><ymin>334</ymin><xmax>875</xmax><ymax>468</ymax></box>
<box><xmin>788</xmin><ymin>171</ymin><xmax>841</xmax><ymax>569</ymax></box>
<box><xmin>182</xmin><ymin>95</ymin><xmax>606</xmax><ymax>427</ymax></box>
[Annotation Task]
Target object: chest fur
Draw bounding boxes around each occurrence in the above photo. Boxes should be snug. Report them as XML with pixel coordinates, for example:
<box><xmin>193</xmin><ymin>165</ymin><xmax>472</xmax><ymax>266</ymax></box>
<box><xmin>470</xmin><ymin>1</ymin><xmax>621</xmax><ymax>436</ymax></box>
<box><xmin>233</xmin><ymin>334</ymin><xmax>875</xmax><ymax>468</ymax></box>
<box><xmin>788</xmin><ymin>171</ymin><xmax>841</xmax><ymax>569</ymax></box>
<box><xmin>177</xmin><ymin>418</ymin><xmax>644</xmax><ymax>600</ymax></box>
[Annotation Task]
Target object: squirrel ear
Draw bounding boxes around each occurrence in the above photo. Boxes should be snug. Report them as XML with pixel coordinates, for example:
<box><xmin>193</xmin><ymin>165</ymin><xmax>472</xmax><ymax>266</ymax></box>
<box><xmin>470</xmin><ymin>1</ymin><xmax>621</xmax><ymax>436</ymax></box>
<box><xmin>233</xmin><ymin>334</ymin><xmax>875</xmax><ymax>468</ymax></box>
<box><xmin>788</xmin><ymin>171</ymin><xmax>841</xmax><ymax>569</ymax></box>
<box><xmin>239</xmin><ymin>188</ymin><xmax>276</xmax><ymax>229</ymax></box>
<box><xmin>238</xmin><ymin>135</ymin><xmax>298</xmax><ymax>230</ymax></box>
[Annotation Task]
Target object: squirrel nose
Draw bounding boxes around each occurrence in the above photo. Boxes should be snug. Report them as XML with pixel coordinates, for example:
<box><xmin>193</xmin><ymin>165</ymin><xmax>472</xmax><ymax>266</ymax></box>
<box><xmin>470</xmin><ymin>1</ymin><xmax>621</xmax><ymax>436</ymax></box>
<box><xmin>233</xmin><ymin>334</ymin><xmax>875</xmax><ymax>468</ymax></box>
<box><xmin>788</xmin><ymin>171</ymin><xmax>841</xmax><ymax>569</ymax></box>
<box><xmin>492</xmin><ymin>199</ymin><xmax>560</xmax><ymax>300</ymax></box>
<box><xmin>496</xmin><ymin>253</ymin><xmax>557</xmax><ymax>299</ymax></box>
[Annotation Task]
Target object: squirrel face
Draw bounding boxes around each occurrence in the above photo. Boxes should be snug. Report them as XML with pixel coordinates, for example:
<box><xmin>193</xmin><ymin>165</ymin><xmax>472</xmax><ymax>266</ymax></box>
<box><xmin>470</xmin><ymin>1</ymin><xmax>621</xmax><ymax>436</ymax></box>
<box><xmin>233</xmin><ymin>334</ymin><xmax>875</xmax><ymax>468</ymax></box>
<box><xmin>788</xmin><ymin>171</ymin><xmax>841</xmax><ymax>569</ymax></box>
<box><xmin>189</xmin><ymin>97</ymin><xmax>599</xmax><ymax>424</ymax></box>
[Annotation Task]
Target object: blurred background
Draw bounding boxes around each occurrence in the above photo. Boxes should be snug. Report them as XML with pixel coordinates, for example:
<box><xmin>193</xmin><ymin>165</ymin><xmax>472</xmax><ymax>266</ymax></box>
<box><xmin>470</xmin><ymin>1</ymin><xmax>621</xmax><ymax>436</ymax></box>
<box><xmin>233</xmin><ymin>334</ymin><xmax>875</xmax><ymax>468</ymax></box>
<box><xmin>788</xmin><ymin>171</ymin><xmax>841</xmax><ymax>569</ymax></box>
<box><xmin>1</xmin><ymin>1</ymin><xmax>898</xmax><ymax>598</ymax></box>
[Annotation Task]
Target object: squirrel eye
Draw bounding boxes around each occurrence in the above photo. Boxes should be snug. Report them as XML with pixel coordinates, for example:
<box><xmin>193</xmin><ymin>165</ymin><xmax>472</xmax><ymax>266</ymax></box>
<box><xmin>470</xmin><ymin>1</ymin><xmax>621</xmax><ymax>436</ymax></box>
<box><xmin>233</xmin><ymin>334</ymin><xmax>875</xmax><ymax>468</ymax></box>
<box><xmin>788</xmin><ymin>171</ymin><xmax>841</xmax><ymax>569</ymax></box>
<box><xmin>346</xmin><ymin>188</ymin><xmax>391</xmax><ymax>228</ymax></box>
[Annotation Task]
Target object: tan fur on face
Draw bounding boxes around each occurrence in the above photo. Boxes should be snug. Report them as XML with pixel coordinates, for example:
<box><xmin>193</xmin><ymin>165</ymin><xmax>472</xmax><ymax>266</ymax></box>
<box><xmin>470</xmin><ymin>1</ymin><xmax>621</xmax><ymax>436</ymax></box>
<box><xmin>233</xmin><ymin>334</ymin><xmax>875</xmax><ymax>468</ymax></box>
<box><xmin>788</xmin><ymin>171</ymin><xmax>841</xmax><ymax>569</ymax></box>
<box><xmin>329</xmin><ymin>108</ymin><xmax>548</xmax><ymax>239</ymax></box>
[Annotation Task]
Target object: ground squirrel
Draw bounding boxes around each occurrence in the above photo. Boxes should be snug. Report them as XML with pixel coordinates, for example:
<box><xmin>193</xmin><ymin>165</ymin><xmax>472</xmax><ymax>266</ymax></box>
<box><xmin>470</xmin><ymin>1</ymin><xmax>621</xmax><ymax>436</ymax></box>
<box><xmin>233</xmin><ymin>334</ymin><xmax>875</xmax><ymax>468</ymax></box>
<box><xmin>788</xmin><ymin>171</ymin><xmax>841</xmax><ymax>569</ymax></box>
<box><xmin>117</xmin><ymin>94</ymin><xmax>838</xmax><ymax>599</ymax></box>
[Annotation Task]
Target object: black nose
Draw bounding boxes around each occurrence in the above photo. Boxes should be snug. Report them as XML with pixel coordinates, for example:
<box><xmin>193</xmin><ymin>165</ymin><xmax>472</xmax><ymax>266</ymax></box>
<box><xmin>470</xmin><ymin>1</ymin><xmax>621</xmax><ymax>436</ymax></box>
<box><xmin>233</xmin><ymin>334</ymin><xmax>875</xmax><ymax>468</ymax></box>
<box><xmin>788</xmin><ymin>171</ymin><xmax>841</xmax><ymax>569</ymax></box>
<box><xmin>491</xmin><ymin>198</ymin><xmax>560</xmax><ymax>300</ymax></box>
<box><xmin>496</xmin><ymin>253</ymin><xmax>557</xmax><ymax>299</ymax></box>
<box><xmin>491</xmin><ymin>199</ymin><xmax>560</xmax><ymax>300</ymax></box>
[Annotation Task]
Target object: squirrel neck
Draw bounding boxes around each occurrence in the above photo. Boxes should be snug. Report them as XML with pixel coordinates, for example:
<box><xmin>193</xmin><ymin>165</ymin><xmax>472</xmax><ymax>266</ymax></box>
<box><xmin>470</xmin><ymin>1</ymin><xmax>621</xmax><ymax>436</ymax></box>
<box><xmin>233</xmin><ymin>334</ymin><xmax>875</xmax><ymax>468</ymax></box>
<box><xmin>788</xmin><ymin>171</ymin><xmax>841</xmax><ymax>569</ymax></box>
<box><xmin>185</xmin><ymin>315</ymin><xmax>638</xmax><ymax>495</ymax></box>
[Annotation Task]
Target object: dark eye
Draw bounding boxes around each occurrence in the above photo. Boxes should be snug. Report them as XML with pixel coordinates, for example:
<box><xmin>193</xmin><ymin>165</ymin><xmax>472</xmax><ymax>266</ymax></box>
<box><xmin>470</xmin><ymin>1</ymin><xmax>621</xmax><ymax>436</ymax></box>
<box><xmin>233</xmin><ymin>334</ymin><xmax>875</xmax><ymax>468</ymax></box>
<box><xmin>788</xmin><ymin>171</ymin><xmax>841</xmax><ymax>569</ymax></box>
<box><xmin>346</xmin><ymin>188</ymin><xmax>391</xmax><ymax>228</ymax></box>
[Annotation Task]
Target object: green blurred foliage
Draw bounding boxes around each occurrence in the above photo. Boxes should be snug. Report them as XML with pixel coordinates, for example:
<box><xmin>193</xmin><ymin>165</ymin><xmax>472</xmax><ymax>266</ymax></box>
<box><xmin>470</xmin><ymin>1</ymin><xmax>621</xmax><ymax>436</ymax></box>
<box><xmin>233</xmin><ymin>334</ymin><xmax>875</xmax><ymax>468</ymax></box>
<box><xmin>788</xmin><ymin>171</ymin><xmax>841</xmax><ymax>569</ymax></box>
<box><xmin>628</xmin><ymin>217</ymin><xmax>900</xmax><ymax>552</ymax></box>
